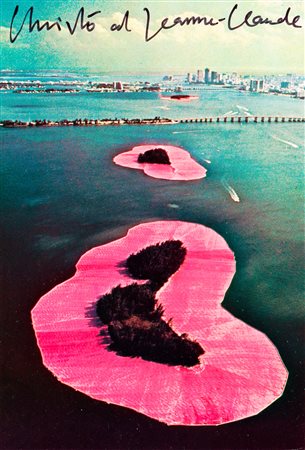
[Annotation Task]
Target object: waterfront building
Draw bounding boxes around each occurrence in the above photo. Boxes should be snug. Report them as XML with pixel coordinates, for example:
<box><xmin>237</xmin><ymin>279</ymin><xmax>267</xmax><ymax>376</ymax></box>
<box><xmin>114</xmin><ymin>81</ymin><xmax>123</xmax><ymax>90</ymax></box>
<box><xmin>197</xmin><ymin>70</ymin><xmax>203</xmax><ymax>83</ymax></box>
<box><xmin>211</xmin><ymin>71</ymin><xmax>218</xmax><ymax>84</ymax></box>
<box><xmin>204</xmin><ymin>68</ymin><xmax>210</xmax><ymax>84</ymax></box>
<box><xmin>296</xmin><ymin>88</ymin><xmax>305</xmax><ymax>98</ymax></box>
<box><xmin>250</xmin><ymin>79</ymin><xmax>264</xmax><ymax>92</ymax></box>
<box><xmin>250</xmin><ymin>80</ymin><xmax>259</xmax><ymax>91</ymax></box>
<box><xmin>281</xmin><ymin>81</ymin><xmax>290</xmax><ymax>89</ymax></box>
<box><xmin>187</xmin><ymin>73</ymin><xmax>193</xmax><ymax>83</ymax></box>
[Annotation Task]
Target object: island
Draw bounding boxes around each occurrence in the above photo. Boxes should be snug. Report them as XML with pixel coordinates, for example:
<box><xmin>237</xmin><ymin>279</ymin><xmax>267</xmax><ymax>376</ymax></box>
<box><xmin>160</xmin><ymin>94</ymin><xmax>199</xmax><ymax>101</ymax></box>
<box><xmin>31</xmin><ymin>221</ymin><xmax>288</xmax><ymax>426</ymax></box>
<box><xmin>113</xmin><ymin>144</ymin><xmax>207</xmax><ymax>181</ymax></box>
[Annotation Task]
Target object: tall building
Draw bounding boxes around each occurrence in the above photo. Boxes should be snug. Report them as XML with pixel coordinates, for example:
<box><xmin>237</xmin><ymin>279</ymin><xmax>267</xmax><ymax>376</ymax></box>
<box><xmin>259</xmin><ymin>80</ymin><xmax>264</xmax><ymax>91</ymax></box>
<box><xmin>211</xmin><ymin>71</ymin><xmax>218</xmax><ymax>84</ymax></box>
<box><xmin>197</xmin><ymin>69</ymin><xmax>203</xmax><ymax>83</ymax></box>
<box><xmin>250</xmin><ymin>80</ymin><xmax>258</xmax><ymax>91</ymax></box>
<box><xmin>187</xmin><ymin>73</ymin><xmax>193</xmax><ymax>83</ymax></box>
<box><xmin>204</xmin><ymin>68</ymin><xmax>210</xmax><ymax>84</ymax></box>
<box><xmin>250</xmin><ymin>79</ymin><xmax>264</xmax><ymax>92</ymax></box>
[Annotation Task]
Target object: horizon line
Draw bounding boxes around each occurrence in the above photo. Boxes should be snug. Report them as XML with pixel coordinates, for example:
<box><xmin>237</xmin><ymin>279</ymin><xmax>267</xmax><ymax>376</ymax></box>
<box><xmin>1</xmin><ymin>68</ymin><xmax>304</xmax><ymax>77</ymax></box>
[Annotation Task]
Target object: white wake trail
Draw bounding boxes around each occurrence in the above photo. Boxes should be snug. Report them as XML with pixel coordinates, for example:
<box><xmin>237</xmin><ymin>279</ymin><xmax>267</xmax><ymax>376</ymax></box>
<box><xmin>236</xmin><ymin>105</ymin><xmax>249</xmax><ymax>111</ymax></box>
<box><xmin>271</xmin><ymin>135</ymin><xmax>299</xmax><ymax>148</ymax></box>
<box><xmin>221</xmin><ymin>179</ymin><xmax>240</xmax><ymax>203</ymax></box>
<box><xmin>172</xmin><ymin>130</ymin><xmax>197</xmax><ymax>134</ymax></box>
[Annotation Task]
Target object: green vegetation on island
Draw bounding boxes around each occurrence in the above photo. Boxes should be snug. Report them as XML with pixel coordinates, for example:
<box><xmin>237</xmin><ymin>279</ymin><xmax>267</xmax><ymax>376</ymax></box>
<box><xmin>96</xmin><ymin>240</ymin><xmax>204</xmax><ymax>367</ymax></box>
<box><xmin>137</xmin><ymin>148</ymin><xmax>171</xmax><ymax>165</ymax></box>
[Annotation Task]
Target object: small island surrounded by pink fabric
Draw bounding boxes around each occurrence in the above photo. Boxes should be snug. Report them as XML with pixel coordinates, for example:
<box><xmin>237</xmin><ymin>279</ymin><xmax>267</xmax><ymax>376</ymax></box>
<box><xmin>160</xmin><ymin>95</ymin><xmax>199</xmax><ymax>102</ymax></box>
<box><xmin>31</xmin><ymin>221</ymin><xmax>288</xmax><ymax>426</ymax></box>
<box><xmin>113</xmin><ymin>144</ymin><xmax>207</xmax><ymax>181</ymax></box>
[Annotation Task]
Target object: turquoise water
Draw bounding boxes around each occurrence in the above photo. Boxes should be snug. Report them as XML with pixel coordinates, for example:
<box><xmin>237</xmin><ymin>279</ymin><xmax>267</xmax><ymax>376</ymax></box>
<box><xmin>1</xmin><ymin>86</ymin><xmax>304</xmax><ymax>121</ymax></box>
<box><xmin>1</xmin><ymin>86</ymin><xmax>304</xmax><ymax>448</ymax></box>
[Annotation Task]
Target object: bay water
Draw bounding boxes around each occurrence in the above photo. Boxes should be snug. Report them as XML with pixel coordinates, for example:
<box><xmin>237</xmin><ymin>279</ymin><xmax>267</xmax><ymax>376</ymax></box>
<box><xmin>1</xmin><ymin>83</ymin><xmax>304</xmax><ymax>448</ymax></box>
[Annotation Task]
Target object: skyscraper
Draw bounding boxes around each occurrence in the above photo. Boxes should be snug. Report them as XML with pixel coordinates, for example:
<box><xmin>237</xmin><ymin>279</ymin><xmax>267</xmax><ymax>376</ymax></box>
<box><xmin>197</xmin><ymin>69</ymin><xmax>203</xmax><ymax>83</ymax></box>
<box><xmin>204</xmin><ymin>68</ymin><xmax>210</xmax><ymax>84</ymax></box>
<box><xmin>211</xmin><ymin>71</ymin><xmax>218</xmax><ymax>84</ymax></box>
<box><xmin>259</xmin><ymin>80</ymin><xmax>264</xmax><ymax>91</ymax></box>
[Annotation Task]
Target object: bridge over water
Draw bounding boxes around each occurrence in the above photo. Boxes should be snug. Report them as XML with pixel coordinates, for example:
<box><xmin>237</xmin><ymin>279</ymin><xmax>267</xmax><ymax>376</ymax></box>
<box><xmin>1</xmin><ymin>116</ymin><xmax>304</xmax><ymax>128</ymax></box>
<box><xmin>178</xmin><ymin>116</ymin><xmax>305</xmax><ymax>124</ymax></box>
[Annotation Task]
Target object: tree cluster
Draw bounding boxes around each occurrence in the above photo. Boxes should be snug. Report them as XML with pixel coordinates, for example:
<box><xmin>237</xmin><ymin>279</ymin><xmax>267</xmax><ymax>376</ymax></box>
<box><xmin>96</xmin><ymin>240</ymin><xmax>204</xmax><ymax>367</ymax></box>
<box><xmin>108</xmin><ymin>316</ymin><xmax>204</xmax><ymax>367</ymax></box>
<box><xmin>96</xmin><ymin>283</ymin><xmax>164</xmax><ymax>325</ymax></box>
<box><xmin>137</xmin><ymin>148</ymin><xmax>171</xmax><ymax>165</ymax></box>
<box><xmin>126</xmin><ymin>240</ymin><xmax>186</xmax><ymax>285</ymax></box>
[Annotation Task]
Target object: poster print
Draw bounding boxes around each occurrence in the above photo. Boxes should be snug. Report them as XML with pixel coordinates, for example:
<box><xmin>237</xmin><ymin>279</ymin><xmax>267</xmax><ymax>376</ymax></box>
<box><xmin>1</xmin><ymin>0</ymin><xmax>304</xmax><ymax>448</ymax></box>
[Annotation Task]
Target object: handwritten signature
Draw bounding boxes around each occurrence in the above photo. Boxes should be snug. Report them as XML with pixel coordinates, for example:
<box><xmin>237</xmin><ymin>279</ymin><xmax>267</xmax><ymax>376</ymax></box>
<box><xmin>9</xmin><ymin>4</ymin><xmax>302</xmax><ymax>44</ymax></box>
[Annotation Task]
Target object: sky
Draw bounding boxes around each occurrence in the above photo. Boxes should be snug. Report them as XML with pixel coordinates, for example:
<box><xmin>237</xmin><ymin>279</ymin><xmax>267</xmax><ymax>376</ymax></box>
<box><xmin>1</xmin><ymin>0</ymin><xmax>304</xmax><ymax>74</ymax></box>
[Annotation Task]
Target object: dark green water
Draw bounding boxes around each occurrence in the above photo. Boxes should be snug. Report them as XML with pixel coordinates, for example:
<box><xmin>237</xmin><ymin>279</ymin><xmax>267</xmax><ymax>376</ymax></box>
<box><xmin>1</xmin><ymin>93</ymin><xmax>304</xmax><ymax>449</ymax></box>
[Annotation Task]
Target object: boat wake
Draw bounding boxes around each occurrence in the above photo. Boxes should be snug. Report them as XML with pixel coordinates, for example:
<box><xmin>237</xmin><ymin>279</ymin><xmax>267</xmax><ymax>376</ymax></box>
<box><xmin>271</xmin><ymin>135</ymin><xmax>299</xmax><ymax>148</ymax></box>
<box><xmin>172</xmin><ymin>130</ymin><xmax>197</xmax><ymax>134</ymax></box>
<box><xmin>221</xmin><ymin>179</ymin><xmax>240</xmax><ymax>203</ymax></box>
<box><xmin>236</xmin><ymin>105</ymin><xmax>249</xmax><ymax>111</ymax></box>
<box><xmin>224</xmin><ymin>110</ymin><xmax>239</xmax><ymax>116</ymax></box>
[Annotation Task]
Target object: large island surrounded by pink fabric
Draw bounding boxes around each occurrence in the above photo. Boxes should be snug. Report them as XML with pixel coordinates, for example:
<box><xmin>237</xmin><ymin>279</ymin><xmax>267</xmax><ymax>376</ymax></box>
<box><xmin>113</xmin><ymin>145</ymin><xmax>207</xmax><ymax>180</ymax></box>
<box><xmin>31</xmin><ymin>221</ymin><xmax>288</xmax><ymax>426</ymax></box>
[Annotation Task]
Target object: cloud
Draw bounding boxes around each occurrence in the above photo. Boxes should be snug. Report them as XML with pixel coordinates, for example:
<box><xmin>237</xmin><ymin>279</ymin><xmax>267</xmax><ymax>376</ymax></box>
<box><xmin>1</xmin><ymin>25</ymin><xmax>13</xmax><ymax>43</ymax></box>
<box><xmin>0</xmin><ymin>25</ymin><xmax>30</xmax><ymax>48</ymax></box>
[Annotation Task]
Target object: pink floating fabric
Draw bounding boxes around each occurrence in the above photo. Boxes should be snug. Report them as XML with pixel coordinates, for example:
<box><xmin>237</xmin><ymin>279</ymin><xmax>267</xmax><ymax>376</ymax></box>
<box><xmin>160</xmin><ymin>95</ymin><xmax>199</xmax><ymax>102</ymax></box>
<box><xmin>113</xmin><ymin>145</ymin><xmax>207</xmax><ymax>180</ymax></box>
<box><xmin>32</xmin><ymin>221</ymin><xmax>288</xmax><ymax>426</ymax></box>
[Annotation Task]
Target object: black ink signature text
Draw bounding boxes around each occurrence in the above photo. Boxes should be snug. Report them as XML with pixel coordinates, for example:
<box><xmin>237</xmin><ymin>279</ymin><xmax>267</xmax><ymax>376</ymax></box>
<box><xmin>9</xmin><ymin>3</ymin><xmax>302</xmax><ymax>44</ymax></box>
<box><xmin>10</xmin><ymin>5</ymin><xmax>101</xmax><ymax>43</ymax></box>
